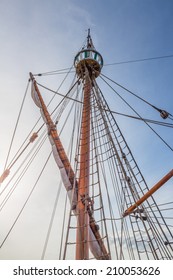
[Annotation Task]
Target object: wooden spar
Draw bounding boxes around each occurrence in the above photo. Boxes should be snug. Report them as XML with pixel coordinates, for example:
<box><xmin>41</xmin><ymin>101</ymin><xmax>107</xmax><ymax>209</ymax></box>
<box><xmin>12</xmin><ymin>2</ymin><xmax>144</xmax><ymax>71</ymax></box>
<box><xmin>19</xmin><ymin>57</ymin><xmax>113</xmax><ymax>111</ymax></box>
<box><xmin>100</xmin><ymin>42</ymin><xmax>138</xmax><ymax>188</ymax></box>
<box><xmin>123</xmin><ymin>169</ymin><xmax>173</xmax><ymax>217</ymax></box>
<box><xmin>29</xmin><ymin>72</ymin><xmax>76</xmax><ymax>190</ymax></box>
<box><xmin>76</xmin><ymin>71</ymin><xmax>91</xmax><ymax>260</ymax></box>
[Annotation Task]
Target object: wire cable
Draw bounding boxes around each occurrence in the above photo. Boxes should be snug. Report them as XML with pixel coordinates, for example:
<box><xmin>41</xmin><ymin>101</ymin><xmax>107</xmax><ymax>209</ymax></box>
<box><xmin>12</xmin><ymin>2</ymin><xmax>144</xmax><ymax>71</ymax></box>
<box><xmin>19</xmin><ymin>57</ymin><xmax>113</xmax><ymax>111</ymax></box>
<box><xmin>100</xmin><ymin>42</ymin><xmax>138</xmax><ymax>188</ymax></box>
<box><xmin>104</xmin><ymin>54</ymin><xmax>173</xmax><ymax>66</ymax></box>
<box><xmin>37</xmin><ymin>82</ymin><xmax>173</xmax><ymax>128</ymax></box>
<box><xmin>100</xmin><ymin>75</ymin><xmax>173</xmax><ymax>152</ymax></box>
<box><xmin>32</xmin><ymin>53</ymin><xmax>173</xmax><ymax>76</ymax></box>
<box><xmin>101</xmin><ymin>73</ymin><xmax>173</xmax><ymax>117</ymax></box>
<box><xmin>3</xmin><ymin>80</ymin><xmax>30</xmax><ymax>171</ymax></box>
<box><xmin>0</xmin><ymin>152</ymin><xmax>52</xmax><ymax>249</ymax></box>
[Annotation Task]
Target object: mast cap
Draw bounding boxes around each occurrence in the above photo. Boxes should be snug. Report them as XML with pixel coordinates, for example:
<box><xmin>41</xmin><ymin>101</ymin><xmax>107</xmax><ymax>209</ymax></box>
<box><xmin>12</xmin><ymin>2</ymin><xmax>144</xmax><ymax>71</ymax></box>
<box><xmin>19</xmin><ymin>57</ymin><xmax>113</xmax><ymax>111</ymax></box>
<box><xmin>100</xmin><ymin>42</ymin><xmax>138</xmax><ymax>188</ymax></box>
<box><xmin>74</xmin><ymin>31</ymin><xmax>103</xmax><ymax>78</ymax></box>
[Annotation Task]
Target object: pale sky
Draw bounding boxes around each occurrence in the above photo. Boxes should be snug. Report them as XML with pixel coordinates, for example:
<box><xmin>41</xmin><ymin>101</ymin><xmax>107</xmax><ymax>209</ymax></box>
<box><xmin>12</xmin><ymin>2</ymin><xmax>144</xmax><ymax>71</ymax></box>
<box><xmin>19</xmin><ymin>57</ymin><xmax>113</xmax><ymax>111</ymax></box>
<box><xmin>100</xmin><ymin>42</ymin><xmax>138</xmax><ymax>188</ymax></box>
<box><xmin>0</xmin><ymin>0</ymin><xmax>173</xmax><ymax>259</ymax></box>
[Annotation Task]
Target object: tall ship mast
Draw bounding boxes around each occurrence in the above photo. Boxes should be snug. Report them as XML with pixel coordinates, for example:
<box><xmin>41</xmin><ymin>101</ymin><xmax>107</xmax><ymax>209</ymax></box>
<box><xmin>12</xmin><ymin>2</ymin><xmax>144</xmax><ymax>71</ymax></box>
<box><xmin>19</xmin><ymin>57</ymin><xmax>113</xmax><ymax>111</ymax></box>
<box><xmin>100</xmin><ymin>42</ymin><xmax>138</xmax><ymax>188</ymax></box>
<box><xmin>0</xmin><ymin>31</ymin><xmax>173</xmax><ymax>260</ymax></box>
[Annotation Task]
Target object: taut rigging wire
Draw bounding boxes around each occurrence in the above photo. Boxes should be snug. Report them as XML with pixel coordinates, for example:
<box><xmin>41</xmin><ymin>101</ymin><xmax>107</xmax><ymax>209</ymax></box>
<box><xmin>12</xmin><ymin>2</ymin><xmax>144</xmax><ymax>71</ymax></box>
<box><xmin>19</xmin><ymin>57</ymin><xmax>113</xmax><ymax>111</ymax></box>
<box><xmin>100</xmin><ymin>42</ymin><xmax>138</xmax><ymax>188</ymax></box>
<box><xmin>0</xmin><ymin>75</ymin><xmax>80</xmax><ymax>222</ymax></box>
<box><xmin>62</xmin><ymin>82</ymin><xmax>84</xmax><ymax>260</ymax></box>
<box><xmin>0</xmin><ymin>79</ymin><xmax>81</xmax><ymax>247</ymax></box>
<box><xmin>34</xmin><ymin>68</ymin><xmax>75</xmax><ymax>76</ymax></box>
<box><xmin>93</xmin><ymin>85</ymin><xmax>145</xmax><ymax>259</ymax></box>
<box><xmin>41</xmin><ymin>83</ymin><xmax>82</xmax><ymax>259</ymax></box>
<box><xmin>105</xmin><ymin>111</ymin><xmax>173</xmax><ymax>128</ymax></box>
<box><xmin>3</xmin><ymin>80</ymin><xmax>30</xmax><ymax>171</ymax></box>
<box><xmin>100</xmin><ymin>75</ymin><xmax>173</xmax><ymax>152</ymax></box>
<box><xmin>41</xmin><ymin>182</ymin><xmax>62</xmax><ymax>260</ymax></box>
<box><xmin>101</xmin><ymin>73</ymin><xmax>173</xmax><ymax>117</ymax></box>
<box><xmin>60</xmin><ymin>85</ymin><xmax>82</xmax><ymax>260</ymax></box>
<box><xmin>92</xmin><ymin>82</ymin><xmax>147</xmax><ymax>259</ymax></box>
<box><xmin>0</xmin><ymin>82</ymin><xmax>81</xmax><ymax>249</ymax></box>
<box><xmin>2</xmin><ymin>75</ymin><xmax>79</xmax><ymax>175</ymax></box>
<box><xmin>37</xmin><ymin>82</ymin><xmax>173</xmax><ymax>128</ymax></box>
<box><xmin>93</xmin><ymin>78</ymin><xmax>173</xmax><ymax>255</ymax></box>
<box><xmin>0</xmin><ymin>83</ymin><xmax>82</xmax><ymax>252</ymax></box>
<box><xmin>37</xmin><ymin>80</ymin><xmax>81</xmax><ymax>107</ymax></box>
<box><xmin>104</xmin><ymin>54</ymin><xmax>173</xmax><ymax>66</ymax></box>
<box><xmin>0</xmin><ymin>77</ymin><xmax>81</xmax><ymax>208</ymax></box>
<box><xmin>33</xmin><ymin>38</ymin><xmax>87</xmax><ymax>78</ymax></box>
<box><xmin>0</xmin><ymin>131</ymin><xmax>48</xmax><ymax>209</ymax></box>
<box><xmin>1</xmin><ymin>49</ymin><xmax>173</xmax><ymax>258</ymax></box>
<box><xmin>0</xmin><ymin>152</ymin><xmax>52</xmax><ymax>249</ymax></box>
<box><xmin>32</xmin><ymin>53</ymin><xmax>173</xmax><ymax>77</ymax></box>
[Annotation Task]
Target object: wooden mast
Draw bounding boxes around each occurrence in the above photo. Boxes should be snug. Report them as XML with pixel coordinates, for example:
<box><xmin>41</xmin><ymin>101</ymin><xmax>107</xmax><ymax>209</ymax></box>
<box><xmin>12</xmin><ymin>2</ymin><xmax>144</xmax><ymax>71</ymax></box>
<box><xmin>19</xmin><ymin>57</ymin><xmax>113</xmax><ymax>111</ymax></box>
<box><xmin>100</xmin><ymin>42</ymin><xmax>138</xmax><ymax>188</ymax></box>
<box><xmin>75</xmin><ymin>30</ymin><xmax>91</xmax><ymax>260</ymax></box>
<box><xmin>75</xmin><ymin>31</ymin><xmax>105</xmax><ymax>259</ymax></box>
<box><xmin>76</xmin><ymin>70</ymin><xmax>91</xmax><ymax>259</ymax></box>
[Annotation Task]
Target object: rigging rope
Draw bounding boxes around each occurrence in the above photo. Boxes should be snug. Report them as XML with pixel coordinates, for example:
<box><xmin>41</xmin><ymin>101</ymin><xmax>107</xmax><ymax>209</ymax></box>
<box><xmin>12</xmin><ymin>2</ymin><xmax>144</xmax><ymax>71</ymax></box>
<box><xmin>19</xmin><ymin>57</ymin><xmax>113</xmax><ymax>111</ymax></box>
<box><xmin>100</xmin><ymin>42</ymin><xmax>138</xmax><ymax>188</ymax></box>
<box><xmin>100</xmin><ymin>75</ymin><xmax>173</xmax><ymax>152</ymax></box>
<box><xmin>92</xmin><ymin>85</ymin><xmax>143</xmax><ymax>259</ymax></box>
<box><xmin>0</xmin><ymin>152</ymin><xmax>52</xmax><ymax>249</ymax></box>
<box><xmin>32</xmin><ymin>53</ymin><xmax>173</xmax><ymax>76</ymax></box>
<box><xmin>3</xmin><ymin>80</ymin><xmax>30</xmax><ymax>172</ymax></box>
<box><xmin>0</xmin><ymin>75</ymin><xmax>79</xmax><ymax>184</ymax></box>
<box><xmin>101</xmin><ymin>73</ymin><xmax>173</xmax><ymax>118</ymax></box>
<box><xmin>33</xmin><ymin>38</ymin><xmax>87</xmax><ymax>78</ymax></box>
<box><xmin>92</xmin><ymin>77</ymin><xmax>173</xmax><ymax>259</ymax></box>
<box><xmin>41</xmin><ymin>182</ymin><xmax>62</xmax><ymax>260</ymax></box>
<box><xmin>38</xmin><ymin>80</ymin><xmax>82</xmax><ymax>259</ymax></box>
<box><xmin>59</xmin><ymin>96</ymin><xmax>82</xmax><ymax>259</ymax></box>
<box><xmin>104</xmin><ymin>54</ymin><xmax>173</xmax><ymax>66</ymax></box>
<box><xmin>0</xmin><ymin>131</ymin><xmax>48</xmax><ymax>208</ymax></box>
<box><xmin>1</xmin><ymin>55</ymin><xmax>173</xmax><ymax>259</ymax></box>
<box><xmin>36</xmin><ymin>82</ymin><xmax>173</xmax><ymax>128</ymax></box>
<box><xmin>34</xmin><ymin>68</ymin><xmax>75</xmax><ymax>76</ymax></box>
<box><xmin>0</xmin><ymin>78</ymin><xmax>83</xmax><ymax>256</ymax></box>
<box><xmin>62</xmin><ymin>90</ymin><xmax>83</xmax><ymax>260</ymax></box>
<box><xmin>95</xmin><ymin>90</ymin><xmax>148</xmax><ymax>259</ymax></box>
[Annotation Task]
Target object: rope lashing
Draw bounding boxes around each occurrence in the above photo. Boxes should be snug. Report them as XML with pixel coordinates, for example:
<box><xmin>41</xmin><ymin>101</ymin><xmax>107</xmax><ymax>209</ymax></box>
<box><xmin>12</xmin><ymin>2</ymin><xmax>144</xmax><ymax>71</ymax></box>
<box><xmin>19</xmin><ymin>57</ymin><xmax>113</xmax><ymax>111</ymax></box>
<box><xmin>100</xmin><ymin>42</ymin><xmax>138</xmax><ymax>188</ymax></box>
<box><xmin>0</xmin><ymin>132</ymin><xmax>38</xmax><ymax>184</ymax></box>
<box><xmin>29</xmin><ymin>132</ymin><xmax>38</xmax><ymax>143</ymax></box>
<box><xmin>0</xmin><ymin>169</ymin><xmax>10</xmax><ymax>183</ymax></box>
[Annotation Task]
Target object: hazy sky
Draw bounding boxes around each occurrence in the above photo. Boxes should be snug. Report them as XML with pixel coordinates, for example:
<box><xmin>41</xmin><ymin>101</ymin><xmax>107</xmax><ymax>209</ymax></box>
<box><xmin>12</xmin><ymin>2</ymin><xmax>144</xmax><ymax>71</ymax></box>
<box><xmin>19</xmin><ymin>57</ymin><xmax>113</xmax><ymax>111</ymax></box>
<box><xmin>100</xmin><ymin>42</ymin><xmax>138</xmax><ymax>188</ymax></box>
<box><xmin>0</xmin><ymin>0</ymin><xmax>173</xmax><ymax>259</ymax></box>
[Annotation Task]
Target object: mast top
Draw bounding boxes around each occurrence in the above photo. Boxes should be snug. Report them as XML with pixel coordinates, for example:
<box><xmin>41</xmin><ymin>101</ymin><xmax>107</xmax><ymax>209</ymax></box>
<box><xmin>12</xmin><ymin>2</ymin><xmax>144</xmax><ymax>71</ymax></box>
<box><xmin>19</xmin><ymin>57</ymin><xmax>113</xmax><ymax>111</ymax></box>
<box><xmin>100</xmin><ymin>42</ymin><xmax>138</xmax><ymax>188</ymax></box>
<box><xmin>87</xmin><ymin>28</ymin><xmax>94</xmax><ymax>49</ymax></box>
<box><xmin>74</xmin><ymin>30</ymin><xmax>103</xmax><ymax>78</ymax></box>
